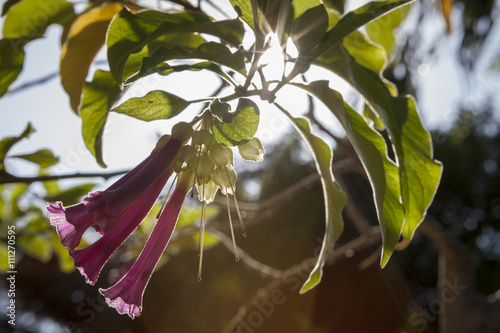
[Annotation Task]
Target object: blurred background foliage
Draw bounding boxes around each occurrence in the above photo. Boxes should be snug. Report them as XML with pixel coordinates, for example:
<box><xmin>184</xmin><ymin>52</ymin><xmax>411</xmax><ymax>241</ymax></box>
<box><xmin>1</xmin><ymin>0</ymin><xmax>500</xmax><ymax>332</ymax></box>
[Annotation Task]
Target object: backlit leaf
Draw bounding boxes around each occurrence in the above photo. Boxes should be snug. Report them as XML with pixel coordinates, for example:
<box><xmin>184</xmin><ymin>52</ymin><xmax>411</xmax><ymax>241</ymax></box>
<box><xmin>112</xmin><ymin>90</ymin><xmax>190</xmax><ymax>122</ymax></box>
<box><xmin>294</xmin><ymin>81</ymin><xmax>404</xmax><ymax>268</ymax></box>
<box><xmin>211</xmin><ymin>98</ymin><xmax>260</xmax><ymax>146</ymax></box>
<box><xmin>107</xmin><ymin>8</ymin><xmax>244</xmax><ymax>84</ymax></box>
<box><xmin>315</xmin><ymin>45</ymin><xmax>442</xmax><ymax>265</ymax></box>
<box><xmin>3</xmin><ymin>0</ymin><xmax>74</xmax><ymax>40</ymax></box>
<box><xmin>60</xmin><ymin>2</ymin><xmax>124</xmax><ymax>112</ymax></box>
<box><xmin>80</xmin><ymin>70</ymin><xmax>121</xmax><ymax>167</ymax></box>
<box><xmin>0</xmin><ymin>123</ymin><xmax>35</xmax><ymax>171</ymax></box>
<box><xmin>0</xmin><ymin>39</ymin><xmax>24</xmax><ymax>97</ymax></box>
<box><xmin>276</xmin><ymin>106</ymin><xmax>346</xmax><ymax>293</ymax></box>
<box><xmin>10</xmin><ymin>149</ymin><xmax>59</xmax><ymax>168</ymax></box>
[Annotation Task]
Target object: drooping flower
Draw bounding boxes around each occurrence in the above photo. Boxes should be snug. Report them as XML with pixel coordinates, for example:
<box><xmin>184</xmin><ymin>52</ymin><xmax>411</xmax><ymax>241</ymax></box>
<box><xmin>48</xmin><ymin>112</ymin><xmax>265</xmax><ymax>318</ymax></box>
<box><xmin>99</xmin><ymin>169</ymin><xmax>194</xmax><ymax>318</ymax></box>
<box><xmin>47</xmin><ymin>123</ymin><xmax>193</xmax><ymax>253</ymax></box>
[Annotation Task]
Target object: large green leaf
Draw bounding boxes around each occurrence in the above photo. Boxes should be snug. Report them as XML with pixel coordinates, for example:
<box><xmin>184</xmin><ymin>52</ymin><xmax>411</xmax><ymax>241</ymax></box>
<box><xmin>153</xmin><ymin>62</ymin><xmax>236</xmax><ymax>87</ymax></box>
<box><xmin>315</xmin><ymin>45</ymin><xmax>442</xmax><ymax>259</ymax></box>
<box><xmin>107</xmin><ymin>8</ymin><xmax>244</xmax><ymax>84</ymax></box>
<box><xmin>0</xmin><ymin>39</ymin><xmax>24</xmax><ymax>97</ymax></box>
<box><xmin>229</xmin><ymin>0</ymin><xmax>255</xmax><ymax>29</ymax></box>
<box><xmin>326</xmin><ymin>9</ymin><xmax>386</xmax><ymax>74</ymax></box>
<box><xmin>79</xmin><ymin>70</ymin><xmax>121</xmax><ymax>168</ymax></box>
<box><xmin>0</xmin><ymin>123</ymin><xmax>35</xmax><ymax>171</ymax></box>
<box><xmin>275</xmin><ymin>105</ymin><xmax>347</xmax><ymax>293</ymax></box>
<box><xmin>135</xmin><ymin>42</ymin><xmax>246</xmax><ymax>80</ymax></box>
<box><xmin>60</xmin><ymin>2</ymin><xmax>124</xmax><ymax>112</ymax></box>
<box><xmin>211</xmin><ymin>98</ymin><xmax>260</xmax><ymax>146</ymax></box>
<box><xmin>294</xmin><ymin>81</ymin><xmax>404</xmax><ymax>265</ymax></box>
<box><xmin>291</xmin><ymin>4</ymin><xmax>329</xmax><ymax>55</ymax></box>
<box><xmin>366</xmin><ymin>5</ymin><xmax>410</xmax><ymax>56</ymax></box>
<box><xmin>10</xmin><ymin>149</ymin><xmax>59</xmax><ymax>168</ymax></box>
<box><xmin>288</xmin><ymin>0</ymin><xmax>413</xmax><ymax>73</ymax></box>
<box><xmin>2</xmin><ymin>0</ymin><xmax>74</xmax><ymax>40</ymax></box>
<box><xmin>112</xmin><ymin>90</ymin><xmax>190</xmax><ymax>122</ymax></box>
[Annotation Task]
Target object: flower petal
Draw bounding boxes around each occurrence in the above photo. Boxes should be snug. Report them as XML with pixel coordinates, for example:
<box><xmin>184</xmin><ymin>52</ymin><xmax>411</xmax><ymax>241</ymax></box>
<box><xmin>100</xmin><ymin>188</ymin><xmax>187</xmax><ymax>318</ymax></box>
<box><xmin>86</xmin><ymin>138</ymin><xmax>182</xmax><ymax>233</ymax></box>
<box><xmin>47</xmin><ymin>201</ymin><xmax>94</xmax><ymax>252</ymax></box>
<box><xmin>71</xmin><ymin>171</ymin><xmax>172</xmax><ymax>285</ymax></box>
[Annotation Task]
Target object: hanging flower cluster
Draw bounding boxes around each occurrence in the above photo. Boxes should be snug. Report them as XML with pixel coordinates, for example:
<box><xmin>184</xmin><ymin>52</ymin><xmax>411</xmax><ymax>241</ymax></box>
<box><xmin>47</xmin><ymin>115</ymin><xmax>264</xmax><ymax>318</ymax></box>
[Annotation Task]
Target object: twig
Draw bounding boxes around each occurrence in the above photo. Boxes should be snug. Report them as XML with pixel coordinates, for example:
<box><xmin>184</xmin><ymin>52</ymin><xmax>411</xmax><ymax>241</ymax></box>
<box><xmin>208</xmin><ymin>228</ymin><xmax>283</xmax><ymax>279</ymax></box>
<box><xmin>224</xmin><ymin>226</ymin><xmax>381</xmax><ymax>332</ymax></box>
<box><xmin>0</xmin><ymin>170</ymin><xmax>129</xmax><ymax>185</ymax></box>
<box><xmin>7</xmin><ymin>72</ymin><xmax>58</xmax><ymax>95</ymax></box>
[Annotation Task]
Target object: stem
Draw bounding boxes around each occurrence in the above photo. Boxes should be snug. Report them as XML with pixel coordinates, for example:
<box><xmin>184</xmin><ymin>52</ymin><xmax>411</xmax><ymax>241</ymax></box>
<box><xmin>0</xmin><ymin>170</ymin><xmax>129</xmax><ymax>185</ymax></box>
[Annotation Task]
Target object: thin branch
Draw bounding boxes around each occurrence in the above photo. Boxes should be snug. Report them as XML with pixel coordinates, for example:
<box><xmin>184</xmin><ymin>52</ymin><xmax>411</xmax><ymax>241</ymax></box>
<box><xmin>208</xmin><ymin>228</ymin><xmax>283</xmax><ymax>279</ymax></box>
<box><xmin>224</xmin><ymin>226</ymin><xmax>381</xmax><ymax>333</ymax></box>
<box><xmin>0</xmin><ymin>170</ymin><xmax>129</xmax><ymax>185</ymax></box>
<box><xmin>7</xmin><ymin>72</ymin><xmax>58</xmax><ymax>95</ymax></box>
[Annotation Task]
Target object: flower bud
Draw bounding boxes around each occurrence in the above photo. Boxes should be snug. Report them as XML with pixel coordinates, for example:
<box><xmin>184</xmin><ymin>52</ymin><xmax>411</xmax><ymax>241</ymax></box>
<box><xmin>238</xmin><ymin>137</ymin><xmax>264</xmax><ymax>162</ymax></box>
<box><xmin>196</xmin><ymin>179</ymin><xmax>218</xmax><ymax>204</ymax></box>
<box><xmin>173</xmin><ymin>145</ymin><xmax>197</xmax><ymax>173</ymax></box>
<box><xmin>171</xmin><ymin>122</ymin><xmax>194</xmax><ymax>143</ymax></box>
<box><xmin>212</xmin><ymin>166</ymin><xmax>236</xmax><ymax>195</ymax></box>
<box><xmin>192</xmin><ymin>129</ymin><xmax>215</xmax><ymax>156</ymax></box>
<box><xmin>196</xmin><ymin>154</ymin><xmax>215</xmax><ymax>185</ymax></box>
<box><xmin>209</xmin><ymin>143</ymin><xmax>234</xmax><ymax>167</ymax></box>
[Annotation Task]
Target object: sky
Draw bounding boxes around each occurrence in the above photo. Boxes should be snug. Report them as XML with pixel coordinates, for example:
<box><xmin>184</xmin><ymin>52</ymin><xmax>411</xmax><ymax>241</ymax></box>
<box><xmin>1</xmin><ymin>0</ymin><xmax>499</xmax><ymax>181</ymax></box>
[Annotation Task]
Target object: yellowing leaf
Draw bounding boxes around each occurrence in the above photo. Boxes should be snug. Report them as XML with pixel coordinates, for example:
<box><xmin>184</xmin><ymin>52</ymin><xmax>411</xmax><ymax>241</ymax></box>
<box><xmin>60</xmin><ymin>2</ymin><xmax>123</xmax><ymax>112</ymax></box>
<box><xmin>441</xmin><ymin>0</ymin><xmax>453</xmax><ymax>34</ymax></box>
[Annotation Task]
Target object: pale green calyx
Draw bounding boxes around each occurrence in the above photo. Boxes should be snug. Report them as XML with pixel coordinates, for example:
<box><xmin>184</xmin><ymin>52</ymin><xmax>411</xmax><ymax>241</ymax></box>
<box><xmin>174</xmin><ymin>145</ymin><xmax>196</xmax><ymax>173</ymax></box>
<box><xmin>192</xmin><ymin>129</ymin><xmax>215</xmax><ymax>156</ymax></box>
<box><xmin>212</xmin><ymin>166</ymin><xmax>236</xmax><ymax>195</ymax></box>
<box><xmin>238</xmin><ymin>137</ymin><xmax>265</xmax><ymax>162</ymax></box>
<box><xmin>196</xmin><ymin>154</ymin><xmax>215</xmax><ymax>185</ymax></box>
<box><xmin>171</xmin><ymin>122</ymin><xmax>194</xmax><ymax>143</ymax></box>
<box><xmin>196</xmin><ymin>179</ymin><xmax>218</xmax><ymax>204</ymax></box>
<box><xmin>209</xmin><ymin>143</ymin><xmax>234</xmax><ymax>167</ymax></box>
<box><xmin>152</xmin><ymin>135</ymin><xmax>171</xmax><ymax>153</ymax></box>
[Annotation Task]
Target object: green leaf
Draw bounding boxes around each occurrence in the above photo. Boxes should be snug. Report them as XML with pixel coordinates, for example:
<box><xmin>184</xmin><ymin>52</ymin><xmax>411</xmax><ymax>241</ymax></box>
<box><xmin>3</xmin><ymin>0</ymin><xmax>74</xmax><ymax>40</ymax></box>
<box><xmin>1</xmin><ymin>0</ymin><xmax>21</xmax><ymax>16</ymax></box>
<box><xmin>315</xmin><ymin>45</ymin><xmax>442</xmax><ymax>264</ymax></box>
<box><xmin>135</xmin><ymin>42</ymin><xmax>246</xmax><ymax>81</ymax></box>
<box><xmin>0</xmin><ymin>123</ymin><xmax>35</xmax><ymax>170</ymax></box>
<box><xmin>211</xmin><ymin>98</ymin><xmax>260</xmax><ymax>146</ymax></box>
<box><xmin>0</xmin><ymin>39</ymin><xmax>24</xmax><ymax>97</ymax></box>
<box><xmin>293</xmin><ymin>0</ymin><xmax>413</xmax><ymax>73</ymax></box>
<box><xmin>19</xmin><ymin>234</ymin><xmax>52</xmax><ymax>262</ymax></box>
<box><xmin>292</xmin><ymin>5</ymin><xmax>329</xmax><ymax>55</ymax></box>
<box><xmin>366</xmin><ymin>5</ymin><xmax>410</xmax><ymax>55</ymax></box>
<box><xmin>112</xmin><ymin>90</ymin><xmax>190</xmax><ymax>122</ymax></box>
<box><xmin>107</xmin><ymin>8</ymin><xmax>244</xmax><ymax>84</ymax></box>
<box><xmin>153</xmin><ymin>61</ymin><xmax>237</xmax><ymax>86</ymax></box>
<box><xmin>229</xmin><ymin>0</ymin><xmax>254</xmax><ymax>29</ymax></box>
<box><xmin>80</xmin><ymin>70</ymin><xmax>122</xmax><ymax>168</ymax></box>
<box><xmin>10</xmin><ymin>149</ymin><xmax>59</xmax><ymax>168</ymax></box>
<box><xmin>276</xmin><ymin>105</ymin><xmax>347</xmax><ymax>293</ymax></box>
<box><xmin>326</xmin><ymin>8</ymin><xmax>387</xmax><ymax>77</ymax></box>
<box><xmin>292</xmin><ymin>0</ymin><xmax>322</xmax><ymax>19</ymax></box>
<box><xmin>294</xmin><ymin>80</ymin><xmax>404</xmax><ymax>267</ymax></box>
<box><xmin>60</xmin><ymin>2</ymin><xmax>124</xmax><ymax>112</ymax></box>
<box><xmin>147</xmin><ymin>33</ymin><xmax>207</xmax><ymax>54</ymax></box>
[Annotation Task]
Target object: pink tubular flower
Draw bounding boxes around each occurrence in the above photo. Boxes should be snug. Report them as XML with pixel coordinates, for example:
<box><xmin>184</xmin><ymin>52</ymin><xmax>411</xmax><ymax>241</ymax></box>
<box><xmin>47</xmin><ymin>135</ymin><xmax>182</xmax><ymax>253</ymax></box>
<box><xmin>99</xmin><ymin>184</ymin><xmax>189</xmax><ymax>318</ymax></box>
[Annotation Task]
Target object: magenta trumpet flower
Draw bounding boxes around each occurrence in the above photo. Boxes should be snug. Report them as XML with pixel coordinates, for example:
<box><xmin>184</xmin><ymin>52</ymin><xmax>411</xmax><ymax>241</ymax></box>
<box><xmin>47</xmin><ymin>123</ymin><xmax>195</xmax><ymax>317</ymax></box>
<box><xmin>100</xmin><ymin>184</ymin><xmax>189</xmax><ymax>318</ymax></box>
<box><xmin>47</xmin><ymin>135</ymin><xmax>182</xmax><ymax>252</ymax></box>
